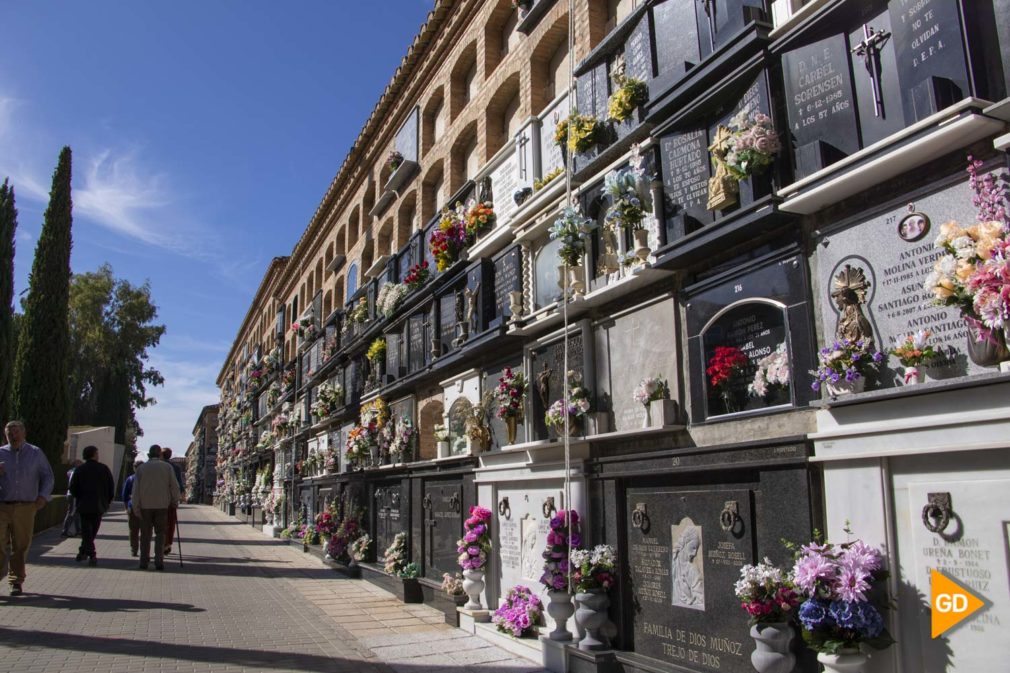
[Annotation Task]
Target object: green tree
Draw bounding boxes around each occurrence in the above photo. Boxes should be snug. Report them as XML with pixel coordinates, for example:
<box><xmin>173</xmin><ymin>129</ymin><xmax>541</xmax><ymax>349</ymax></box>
<box><xmin>13</xmin><ymin>147</ymin><xmax>73</xmax><ymax>466</ymax></box>
<box><xmin>0</xmin><ymin>179</ymin><xmax>17</xmax><ymax>424</ymax></box>
<box><xmin>68</xmin><ymin>264</ymin><xmax>165</xmax><ymax>443</ymax></box>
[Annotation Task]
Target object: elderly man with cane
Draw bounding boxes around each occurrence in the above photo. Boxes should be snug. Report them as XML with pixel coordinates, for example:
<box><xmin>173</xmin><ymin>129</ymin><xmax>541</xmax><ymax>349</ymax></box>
<box><xmin>132</xmin><ymin>444</ymin><xmax>180</xmax><ymax>571</ymax></box>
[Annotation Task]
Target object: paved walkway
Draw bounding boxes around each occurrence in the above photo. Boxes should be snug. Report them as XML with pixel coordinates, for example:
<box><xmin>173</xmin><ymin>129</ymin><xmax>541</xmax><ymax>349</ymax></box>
<box><xmin>0</xmin><ymin>504</ymin><xmax>547</xmax><ymax>673</ymax></box>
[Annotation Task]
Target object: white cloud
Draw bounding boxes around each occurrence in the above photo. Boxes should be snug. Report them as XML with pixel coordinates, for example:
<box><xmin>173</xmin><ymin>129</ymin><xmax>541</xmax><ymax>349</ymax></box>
<box><xmin>134</xmin><ymin>352</ymin><xmax>220</xmax><ymax>454</ymax></box>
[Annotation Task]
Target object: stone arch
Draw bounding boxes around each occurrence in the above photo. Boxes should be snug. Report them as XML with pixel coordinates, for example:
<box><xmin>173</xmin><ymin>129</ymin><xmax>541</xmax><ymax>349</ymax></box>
<box><xmin>450</xmin><ymin>120</ymin><xmax>479</xmax><ymax>195</ymax></box>
<box><xmin>530</xmin><ymin>12</ymin><xmax>570</xmax><ymax>114</ymax></box>
<box><xmin>484</xmin><ymin>0</ymin><xmax>520</xmax><ymax>76</ymax></box>
<box><xmin>396</xmin><ymin>190</ymin><xmax>417</xmax><ymax>249</ymax></box>
<box><xmin>484</xmin><ymin>71</ymin><xmax>522</xmax><ymax>159</ymax></box>
<box><xmin>449</xmin><ymin>41</ymin><xmax>478</xmax><ymax>121</ymax></box>
<box><xmin>421</xmin><ymin>159</ymin><xmax>445</xmax><ymax>224</ymax></box>
<box><xmin>422</xmin><ymin>86</ymin><xmax>445</xmax><ymax>156</ymax></box>
<box><xmin>417</xmin><ymin>398</ymin><xmax>445</xmax><ymax>460</ymax></box>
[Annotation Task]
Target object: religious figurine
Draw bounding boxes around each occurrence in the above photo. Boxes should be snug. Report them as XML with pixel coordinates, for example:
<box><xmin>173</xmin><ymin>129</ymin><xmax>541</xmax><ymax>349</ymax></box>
<box><xmin>536</xmin><ymin>361</ymin><xmax>552</xmax><ymax>410</ymax></box>
<box><xmin>671</xmin><ymin>524</ymin><xmax>705</xmax><ymax>610</ymax></box>
<box><xmin>479</xmin><ymin>176</ymin><xmax>494</xmax><ymax>207</ymax></box>
<box><xmin>832</xmin><ymin>264</ymin><xmax>874</xmax><ymax>347</ymax></box>
<box><xmin>464</xmin><ymin>282</ymin><xmax>480</xmax><ymax>331</ymax></box>
<box><xmin>598</xmin><ymin>227</ymin><xmax>620</xmax><ymax>275</ymax></box>
<box><xmin>706</xmin><ymin>125</ymin><xmax>738</xmax><ymax>211</ymax></box>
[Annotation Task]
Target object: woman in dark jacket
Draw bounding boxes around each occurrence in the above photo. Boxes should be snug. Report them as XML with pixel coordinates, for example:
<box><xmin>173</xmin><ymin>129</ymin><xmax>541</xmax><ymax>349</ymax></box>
<box><xmin>68</xmin><ymin>445</ymin><xmax>115</xmax><ymax>565</ymax></box>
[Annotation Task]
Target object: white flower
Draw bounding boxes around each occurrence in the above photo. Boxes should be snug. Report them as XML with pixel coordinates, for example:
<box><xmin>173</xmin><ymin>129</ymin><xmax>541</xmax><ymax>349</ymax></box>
<box><xmin>951</xmin><ymin>235</ymin><xmax>977</xmax><ymax>260</ymax></box>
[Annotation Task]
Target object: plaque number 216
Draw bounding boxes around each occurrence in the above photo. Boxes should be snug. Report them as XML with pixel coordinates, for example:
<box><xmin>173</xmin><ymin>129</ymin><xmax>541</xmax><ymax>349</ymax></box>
<box><xmin>734</xmin><ymin>284</ymin><xmax>743</xmax><ymax>293</ymax></box>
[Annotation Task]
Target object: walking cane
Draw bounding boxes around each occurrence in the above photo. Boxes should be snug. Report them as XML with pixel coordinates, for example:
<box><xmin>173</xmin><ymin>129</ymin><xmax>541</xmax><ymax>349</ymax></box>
<box><xmin>176</xmin><ymin>513</ymin><xmax>184</xmax><ymax>567</ymax></box>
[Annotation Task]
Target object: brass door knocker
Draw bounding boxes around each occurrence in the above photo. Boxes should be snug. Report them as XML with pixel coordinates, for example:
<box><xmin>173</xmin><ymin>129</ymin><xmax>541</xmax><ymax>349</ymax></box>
<box><xmin>422</xmin><ymin>493</ymin><xmax>432</xmax><ymax>510</ymax></box>
<box><xmin>449</xmin><ymin>492</ymin><xmax>461</xmax><ymax>513</ymax></box>
<box><xmin>542</xmin><ymin>496</ymin><xmax>557</xmax><ymax>519</ymax></box>
<box><xmin>922</xmin><ymin>492</ymin><xmax>952</xmax><ymax>533</ymax></box>
<box><xmin>631</xmin><ymin>503</ymin><xmax>649</xmax><ymax>532</ymax></box>
<box><xmin>720</xmin><ymin>501</ymin><xmax>739</xmax><ymax>533</ymax></box>
<box><xmin>498</xmin><ymin>496</ymin><xmax>510</xmax><ymax>519</ymax></box>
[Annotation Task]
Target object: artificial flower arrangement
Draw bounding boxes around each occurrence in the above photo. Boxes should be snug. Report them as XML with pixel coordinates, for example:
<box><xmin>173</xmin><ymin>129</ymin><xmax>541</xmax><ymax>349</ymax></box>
<box><xmin>809</xmin><ymin>339</ymin><xmax>883</xmax><ymax>394</ymax></box>
<box><xmin>534</xmin><ymin>166</ymin><xmax>564</xmax><ymax>192</ymax></box>
<box><xmin>256</xmin><ymin>430</ymin><xmax>274</xmax><ymax>450</ymax></box>
<box><xmin>441</xmin><ymin>572</ymin><xmax>465</xmax><ymax>597</ymax></box>
<box><xmin>457</xmin><ymin>505</ymin><xmax>493</xmax><ymax>571</ymax></box>
<box><xmin>608</xmin><ymin>73</ymin><xmax>648</xmax><ymax>123</ymax></box>
<box><xmin>366</xmin><ymin>337</ymin><xmax>387</xmax><ymax>363</ymax></box>
<box><xmin>387</xmin><ymin>149</ymin><xmax>404</xmax><ymax>172</ymax></box>
<box><xmin>377</xmin><ymin>282</ymin><xmax>409</xmax><ymax>318</ymax></box>
<box><xmin>360</xmin><ymin>396</ymin><xmax>390</xmax><ymax>427</ymax></box>
<box><xmin>382</xmin><ymin>415</ymin><xmax>418</xmax><ymax>463</ymax></box>
<box><xmin>633</xmin><ymin>376</ymin><xmax>668</xmax><ymax>407</ymax></box>
<box><xmin>540</xmin><ymin>509</ymin><xmax>581</xmax><ymax>592</ymax></box>
<box><xmin>264</xmin><ymin>346</ymin><xmax>282</xmax><ymax>373</ymax></box>
<box><xmin>311</xmin><ymin>381</ymin><xmax>344</xmax><ymax>421</ymax></box>
<box><xmin>722</xmin><ymin>105</ymin><xmax>782</xmax><ymax>180</ymax></box>
<box><xmin>545</xmin><ymin>370</ymin><xmax>591</xmax><ymax>434</ymax></box>
<box><xmin>383</xmin><ymin>531</ymin><xmax>410</xmax><ymax>575</ymax></box>
<box><xmin>569</xmin><ymin>544</ymin><xmax>617</xmax><ymax>593</ymax></box>
<box><xmin>493</xmin><ymin>367</ymin><xmax>527</xmax><ymax>420</ymax></box>
<box><xmin>734</xmin><ymin>558</ymin><xmax>801</xmax><ymax>624</ymax></box>
<box><xmin>346</xmin><ymin>298</ymin><xmax>370</xmax><ymax>325</ymax></box>
<box><xmin>604</xmin><ymin>166</ymin><xmax>647</xmax><ymax>232</ymax></box>
<box><xmin>325</xmin><ymin>510</ymin><xmax>364</xmax><ymax>562</ymax></box>
<box><xmin>313</xmin><ymin>504</ymin><xmax>339</xmax><ymax>543</ymax></box>
<box><xmin>248</xmin><ymin>366</ymin><xmax>264</xmax><ymax>384</ymax></box>
<box><xmin>430</xmin><ymin>202</ymin><xmax>469</xmax><ymax>272</ymax></box>
<box><xmin>549</xmin><ymin>206</ymin><xmax>597</xmax><ymax>267</ymax></box>
<box><xmin>349</xmin><ymin>533</ymin><xmax>372</xmax><ymax>563</ymax></box>
<box><xmin>344</xmin><ymin>424</ymin><xmax>375</xmax><ymax>466</ymax></box>
<box><xmin>493</xmin><ymin>586</ymin><xmax>545</xmax><ymax>638</ymax></box>
<box><xmin>889</xmin><ymin>330</ymin><xmax>937</xmax><ymax>371</ymax></box>
<box><xmin>433</xmin><ymin>423</ymin><xmax>449</xmax><ymax>443</ymax></box>
<box><xmin>555</xmin><ymin>112</ymin><xmax>601</xmax><ymax>154</ymax></box>
<box><xmin>281</xmin><ymin>368</ymin><xmax>296</xmax><ymax>394</ymax></box>
<box><xmin>748</xmin><ymin>342</ymin><xmax>791</xmax><ymax>399</ymax></box>
<box><xmin>403</xmin><ymin>260</ymin><xmax>430</xmax><ymax>290</ymax></box>
<box><xmin>271</xmin><ymin>404</ymin><xmax>291</xmax><ymax>434</ymax></box>
<box><xmin>465</xmin><ymin>201</ymin><xmax>496</xmax><ymax>240</ymax></box>
<box><xmin>399</xmin><ymin>562</ymin><xmax>420</xmax><ymax>579</ymax></box>
<box><xmin>789</xmin><ymin>530</ymin><xmax>895</xmax><ymax>655</ymax></box>
<box><xmin>707</xmin><ymin>346</ymin><xmax>749</xmax><ymax>413</ymax></box>
<box><xmin>267</xmin><ymin>381</ymin><xmax>281</xmax><ymax>408</ymax></box>
<box><xmin>925</xmin><ymin>156</ymin><xmax>1010</xmax><ymax>344</ymax></box>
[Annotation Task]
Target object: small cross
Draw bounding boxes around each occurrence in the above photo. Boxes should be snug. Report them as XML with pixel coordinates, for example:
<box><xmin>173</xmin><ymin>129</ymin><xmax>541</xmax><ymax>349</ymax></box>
<box><xmin>851</xmin><ymin>24</ymin><xmax>891</xmax><ymax>118</ymax></box>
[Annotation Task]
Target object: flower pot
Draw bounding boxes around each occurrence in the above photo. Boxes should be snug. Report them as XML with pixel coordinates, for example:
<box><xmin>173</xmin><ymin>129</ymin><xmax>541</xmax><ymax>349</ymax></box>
<box><xmin>574</xmin><ymin>589</ymin><xmax>611</xmax><ymax>651</ymax></box>
<box><xmin>569</xmin><ymin>265</ymin><xmax>585</xmax><ymax>297</ymax></box>
<box><xmin>903</xmin><ymin>366</ymin><xmax>925</xmax><ymax>385</ymax></box>
<box><xmin>642</xmin><ymin>404</ymin><xmax>651</xmax><ymax>429</ymax></box>
<box><xmin>508</xmin><ymin>290</ymin><xmax>524</xmax><ymax>321</ymax></box>
<box><xmin>436</xmin><ymin>441</ymin><xmax>451</xmax><ymax>459</ymax></box>
<box><xmin>547</xmin><ymin>590</ymin><xmax>575</xmax><ymax>641</ymax></box>
<box><xmin>462</xmin><ymin>569</ymin><xmax>485</xmax><ymax>610</ymax></box>
<box><xmin>369</xmin><ymin>444</ymin><xmax>379</xmax><ymax>467</ymax></box>
<box><xmin>649</xmin><ymin>398</ymin><xmax>677</xmax><ymax>427</ymax></box>
<box><xmin>633</xmin><ymin>229</ymin><xmax>651</xmax><ymax>262</ymax></box>
<box><xmin>505</xmin><ymin>416</ymin><xmax>519</xmax><ymax>445</ymax></box>
<box><xmin>749</xmin><ymin>622</ymin><xmax>795</xmax><ymax>673</ymax></box>
<box><xmin>564</xmin><ymin>416</ymin><xmax>582</xmax><ymax>437</ymax></box>
<box><xmin>825</xmin><ymin>377</ymin><xmax>866</xmax><ymax>397</ymax></box>
<box><xmin>965</xmin><ymin>320</ymin><xmax>1010</xmax><ymax>367</ymax></box>
<box><xmin>817</xmin><ymin>648</ymin><xmax>868</xmax><ymax>673</ymax></box>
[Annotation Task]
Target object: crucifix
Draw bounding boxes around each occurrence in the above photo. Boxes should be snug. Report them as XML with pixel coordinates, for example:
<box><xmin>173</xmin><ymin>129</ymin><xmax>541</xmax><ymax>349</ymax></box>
<box><xmin>851</xmin><ymin>24</ymin><xmax>891</xmax><ymax>118</ymax></box>
<box><xmin>516</xmin><ymin>132</ymin><xmax>530</xmax><ymax>180</ymax></box>
<box><xmin>700</xmin><ymin>0</ymin><xmax>717</xmax><ymax>52</ymax></box>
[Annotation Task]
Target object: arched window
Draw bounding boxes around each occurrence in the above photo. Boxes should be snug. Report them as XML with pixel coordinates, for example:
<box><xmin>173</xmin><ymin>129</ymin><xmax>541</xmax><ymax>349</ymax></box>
<box><xmin>346</xmin><ymin>263</ymin><xmax>359</xmax><ymax>302</ymax></box>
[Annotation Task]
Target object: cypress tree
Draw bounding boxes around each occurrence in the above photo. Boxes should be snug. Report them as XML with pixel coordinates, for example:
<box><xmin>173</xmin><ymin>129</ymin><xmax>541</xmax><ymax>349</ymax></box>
<box><xmin>0</xmin><ymin>179</ymin><xmax>16</xmax><ymax>424</ymax></box>
<box><xmin>13</xmin><ymin>147</ymin><xmax>73</xmax><ymax>467</ymax></box>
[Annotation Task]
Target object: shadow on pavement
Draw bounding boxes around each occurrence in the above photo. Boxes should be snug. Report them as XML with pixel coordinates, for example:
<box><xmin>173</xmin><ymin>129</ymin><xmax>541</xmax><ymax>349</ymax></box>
<box><xmin>0</xmin><ymin>593</ymin><xmax>204</xmax><ymax>613</ymax></box>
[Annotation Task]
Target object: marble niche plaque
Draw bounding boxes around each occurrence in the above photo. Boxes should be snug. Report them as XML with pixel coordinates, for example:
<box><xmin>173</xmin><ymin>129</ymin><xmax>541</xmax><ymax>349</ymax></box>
<box><xmin>660</xmin><ymin>127</ymin><xmax>712</xmax><ymax>243</ymax></box>
<box><xmin>422</xmin><ymin>479</ymin><xmax>463</xmax><ymax>581</ymax></box>
<box><xmin>538</xmin><ymin>93</ymin><xmax>570</xmax><ymax>179</ymax></box>
<box><xmin>488</xmin><ymin>145</ymin><xmax>521</xmax><ymax>225</ymax></box>
<box><xmin>905</xmin><ymin>479</ymin><xmax>1010</xmax><ymax>672</ymax></box>
<box><xmin>847</xmin><ymin>10</ymin><xmax>905</xmax><ymax>145</ymax></box>
<box><xmin>374</xmin><ymin>481</ymin><xmax>405</xmax><ymax>562</ymax></box>
<box><xmin>595</xmin><ymin>299</ymin><xmax>678</xmax><ymax>432</ymax></box>
<box><xmin>627</xmin><ymin>488</ymin><xmax>754</xmax><ymax>672</ymax></box>
<box><xmin>492</xmin><ymin>246</ymin><xmax>522</xmax><ymax>328</ymax></box>
<box><xmin>814</xmin><ymin>175</ymin><xmax>994</xmax><ymax>383</ymax></box>
<box><xmin>408</xmin><ymin>312</ymin><xmax>427</xmax><ymax>374</ymax></box>
<box><xmin>651</xmin><ymin>0</ymin><xmax>699</xmax><ymax>89</ymax></box>
<box><xmin>497</xmin><ymin>485</ymin><xmax>565</xmax><ymax>597</ymax></box>
<box><xmin>529</xmin><ymin>328</ymin><xmax>588</xmax><ymax>439</ymax></box>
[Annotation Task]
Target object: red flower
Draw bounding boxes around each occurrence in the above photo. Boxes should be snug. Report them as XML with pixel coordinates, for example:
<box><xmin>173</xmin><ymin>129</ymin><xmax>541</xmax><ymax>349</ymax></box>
<box><xmin>706</xmin><ymin>346</ymin><xmax>748</xmax><ymax>388</ymax></box>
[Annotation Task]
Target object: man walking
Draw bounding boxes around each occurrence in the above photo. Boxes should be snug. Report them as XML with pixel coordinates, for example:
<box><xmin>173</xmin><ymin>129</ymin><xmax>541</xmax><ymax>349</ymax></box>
<box><xmin>162</xmin><ymin>447</ymin><xmax>184</xmax><ymax>555</ymax></box>
<box><xmin>132</xmin><ymin>444</ymin><xmax>179</xmax><ymax>570</ymax></box>
<box><xmin>68</xmin><ymin>445</ymin><xmax>115</xmax><ymax>566</ymax></box>
<box><xmin>0</xmin><ymin>420</ymin><xmax>55</xmax><ymax>596</ymax></box>
<box><xmin>60</xmin><ymin>458</ymin><xmax>83</xmax><ymax>537</ymax></box>
<box><xmin>121</xmin><ymin>458</ymin><xmax>143</xmax><ymax>556</ymax></box>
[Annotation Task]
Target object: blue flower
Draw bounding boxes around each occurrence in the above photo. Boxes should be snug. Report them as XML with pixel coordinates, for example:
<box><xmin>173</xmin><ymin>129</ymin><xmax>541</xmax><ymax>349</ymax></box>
<box><xmin>872</xmin><ymin>352</ymin><xmax>883</xmax><ymax>362</ymax></box>
<box><xmin>799</xmin><ymin>598</ymin><xmax>833</xmax><ymax>631</ymax></box>
<box><xmin>811</xmin><ymin>381</ymin><xmax>820</xmax><ymax>392</ymax></box>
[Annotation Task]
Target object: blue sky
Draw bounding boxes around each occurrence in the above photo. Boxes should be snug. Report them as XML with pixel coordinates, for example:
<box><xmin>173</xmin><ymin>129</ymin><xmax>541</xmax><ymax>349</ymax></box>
<box><xmin>0</xmin><ymin>2</ymin><xmax>434</xmax><ymax>454</ymax></box>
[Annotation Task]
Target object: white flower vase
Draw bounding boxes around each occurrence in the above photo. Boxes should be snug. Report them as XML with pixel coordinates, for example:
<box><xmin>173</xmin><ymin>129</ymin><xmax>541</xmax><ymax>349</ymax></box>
<box><xmin>633</xmin><ymin>229</ymin><xmax>651</xmax><ymax>262</ymax></box>
<box><xmin>825</xmin><ymin>377</ymin><xmax>866</xmax><ymax>397</ymax></box>
<box><xmin>903</xmin><ymin>366</ymin><xmax>924</xmax><ymax>385</ymax></box>
<box><xmin>546</xmin><ymin>590</ymin><xmax>575</xmax><ymax>641</ymax></box>
<box><xmin>436</xmin><ymin>441</ymin><xmax>451</xmax><ymax>459</ymax></box>
<box><xmin>462</xmin><ymin>569</ymin><xmax>485</xmax><ymax>610</ymax></box>
<box><xmin>749</xmin><ymin>622</ymin><xmax>795</xmax><ymax>673</ymax></box>
<box><xmin>642</xmin><ymin>404</ymin><xmax>651</xmax><ymax>429</ymax></box>
<box><xmin>569</xmin><ymin>265</ymin><xmax>586</xmax><ymax>298</ymax></box>
<box><xmin>649</xmin><ymin>399</ymin><xmax>676</xmax><ymax>427</ymax></box>
<box><xmin>817</xmin><ymin>648</ymin><xmax>868</xmax><ymax>673</ymax></box>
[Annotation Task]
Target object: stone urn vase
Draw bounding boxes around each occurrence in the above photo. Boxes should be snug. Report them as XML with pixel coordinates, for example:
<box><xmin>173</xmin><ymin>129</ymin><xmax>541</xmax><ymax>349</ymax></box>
<box><xmin>749</xmin><ymin>622</ymin><xmax>795</xmax><ymax>673</ymax></box>
<box><xmin>564</xmin><ymin>415</ymin><xmax>582</xmax><ymax>438</ymax></box>
<box><xmin>574</xmin><ymin>589</ymin><xmax>611</xmax><ymax>651</ymax></box>
<box><xmin>505</xmin><ymin>416</ymin><xmax>520</xmax><ymax>445</ymax></box>
<box><xmin>569</xmin><ymin>264</ymin><xmax>586</xmax><ymax>298</ymax></box>
<box><xmin>633</xmin><ymin>229</ymin><xmax>651</xmax><ymax>262</ymax></box>
<box><xmin>546</xmin><ymin>590</ymin><xmax>575</xmax><ymax>641</ymax></box>
<box><xmin>462</xmin><ymin>569</ymin><xmax>485</xmax><ymax>610</ymax></box>
<box><xmin>817</xmin><ymin>648</ymin><xmax>868</xmax><ymax>673</ymax></box>
<box><xmin>825</xmin><ymin>376</ymin><xmax>866</xmax><ymax>398</ymax></box>
<box><xmin>903</xmin><ymin>366</ymin><xmax>925</xmax><ymax>385</ymax></box>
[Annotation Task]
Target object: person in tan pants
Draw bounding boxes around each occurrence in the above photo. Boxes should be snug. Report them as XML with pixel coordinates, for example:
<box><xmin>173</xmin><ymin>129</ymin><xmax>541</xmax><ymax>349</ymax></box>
<box><xmin>132</xmin><ymin>444</ymin><xmax>180</xmax><ymax>570</ymax></box>
<box><xmin>0</xmin><ymin>420</ymin><xmax>55</xmax><ymax>595</ymax></box>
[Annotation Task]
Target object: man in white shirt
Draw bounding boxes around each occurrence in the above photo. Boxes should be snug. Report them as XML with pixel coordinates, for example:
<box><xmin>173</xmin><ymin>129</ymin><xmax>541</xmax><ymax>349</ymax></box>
<box><xmin>131</xmin><ymin>444</ymin><xmax>180</xmax><ymax>570</ymax></box>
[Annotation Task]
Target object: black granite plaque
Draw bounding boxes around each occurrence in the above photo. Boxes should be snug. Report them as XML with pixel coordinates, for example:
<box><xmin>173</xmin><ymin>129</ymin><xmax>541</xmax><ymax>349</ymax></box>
<box><xmin>782</xmin><ymin>34</ymin><xmax>859</xmax><ymax>177</ymax></box>
<box><xmin>593</xmin><ymin>61</ymin><xmax>610</xmax><ymax>121</ymax></box>
<box><xmin>408</xmin><ymin>313</ymin><xmax>425</xmax><ymax>373</ymax></box>
<box><xmin>627</xmin><ymin>488</ymin><xmax>754</xmax><ymax>672</ymax></box>
<box><xmin>422</xmin><ymin>480</ymin><xmax>463</xmax><ymax>581</ymax></box>
<box><xmin>485</xmin><ymin>359</ymin><xmax>526</xmax><ymax>448</ymax></box>
<box><xmin>386</xmin><ymin>332</ymin><xmax>401</xmax><ymax>379</ymax></box>
<box><xmin>695</xmin><ymin>0</ymin><xmax>765</xmax><ymax>58</ymax></box>
<box><xmin>889</xmin><ymin>0</ymin><xmax>969</xmax><ymax>122</ymax></box>
<box><xmin>493</xmin><ymin>247</ymin><xmax>522</xmax><ymax>326</ymax></box>
<box><xmin>439</xmin><ymin>292</ymin><xmax>457</xmax><ymax>354</ymax></box>
<box><xmin>660</xmin><ymin>128</ymin><xmax>712</xmax><ymax>242</ymax></box>
<box><xmin>652</xmin><ymin>0</ymin><xmax>699</xmax><ymax>89</ymax></box>
<box><xmin>576</xmin><ymin>70</ymin><xmax>595</xmax><ymax>118</ymax></box>
<box><xmin>395</xmin><ymin>106</ymin><xmax>420</xmax><ymax>163</ymax></box>
<box><xmin>531</xmin><ymin>333</ymin><xmax>586</xmax><ymax>438</ymax></box>
<box><xmin>848</xmin><ymin>10</ymin><xmax>905</xmax><ymax>145</ymax></box>
<box><xmin>625</xmin><ymin>14</ymin><xmax>653</xmax><ymax>82</ymax></box>
<box><xmin>374</xmin><ymin>481</ymin><xmax>404</xmax><ymax>561</ymax></box>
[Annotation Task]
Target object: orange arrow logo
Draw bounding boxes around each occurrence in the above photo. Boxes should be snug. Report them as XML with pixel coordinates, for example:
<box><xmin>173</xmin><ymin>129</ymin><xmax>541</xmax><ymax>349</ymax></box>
<box><xmin>931</xmin><ymin>569</ymin><xmax>988</xmax><ymax>638</ymax></box>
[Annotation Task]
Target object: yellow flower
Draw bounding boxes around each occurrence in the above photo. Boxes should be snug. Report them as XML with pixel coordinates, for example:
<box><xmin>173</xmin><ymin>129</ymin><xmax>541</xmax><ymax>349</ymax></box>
<box><xmin>938</xmin><ymin>221</ymin><xmax>964</xmax><ymax>244</ymax></box>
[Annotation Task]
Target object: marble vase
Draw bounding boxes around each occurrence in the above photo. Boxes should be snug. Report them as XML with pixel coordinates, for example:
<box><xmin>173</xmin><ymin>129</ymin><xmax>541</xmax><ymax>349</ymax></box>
<box><xmin>462</xmin><ymin>569</ymin><xmax>485</xmax><ymax>610</ymax></box>
<box><xmin>749</xmin><ymin>622</ymin><xmax>795</xmax><ymax>673</ymax></box>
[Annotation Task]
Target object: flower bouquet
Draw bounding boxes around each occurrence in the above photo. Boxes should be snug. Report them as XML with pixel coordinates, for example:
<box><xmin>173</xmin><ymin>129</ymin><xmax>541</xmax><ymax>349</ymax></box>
<box><xmin>707</xmin><ymin>346</ymin><xmax>748</xmax><ymax>413</ymax></box>
<box><xmin>810</xmin><ymin>338</ymin><xmax>883</xmax><ymax>397</ymax></box>
<box><xmin>344</xmin><ymin>423</ymin><xmax>376</xmax><ymax>467</ymax></box>
<box><xmin>723</xmin><ymin>105</ymin><xmax>781</xmax><ymax>180</ymax></box>
<box><xmin>366</xmin><ymin>337</ymin><xmax>386</xmax><ymax>363</ymax></box>
<box><xmin>430</xmin><ymin>203</ymin><xmax>469</xmax><ymax>271</ymax></box>
<box><xmin>313</xmin><ymin>506</ymin><xmax>338</xmax><ymax>542</ymax></box>
<box><xmin>555</xmin><ymin>113</ymin><xmax>601</xmax><ymax>154</ymax></box>
<box><xmin>383</xmin><ymin>531</ymin><xmax>409</xmax><ymax>575</ymax></box>
<box><xmin>791</xmin><ymin>535</ymin><xmax>895</xmax><ymax>657</ymax></box>
<box><xmin>403</xmin><ymin>260</ymin><xmax>430</xmax><ymax>290</ymax></box>
<box><xmin>545</xmin><ymin>370</ymin><xmax>591</xmax><ymax>436</ymax></box>
<box><xmin>549</xmin><ymin>206</ymin><xmax>596</xmax><ymax>267</ymax></box>
<box><xmin>604</xmin><ymin>166</ymin><xmax>647</xmax><ymax>232</ymax></box>
<box><xmin>607</xmin><ymin>75</ymin><xmax>648</xmax><ymax>124</ymax></box>
<box><xmin>457</xmin><ymin>505</ymin><xmax>492</xmax><ymax>571</ymax></box>
<box><xmin>441</xmin><ymin>572</ymin><xmax>465</xmax><ymax>598</ymax></box>
<box><xmin>734</xmin><ymin>559</ymin><xmax>801</xmax><ymax>624</ymax></box>
<box><xmin>326</xmin><ymin>511</ymin><xmax>364</xmax><ymax>563</ymax></box>
<box><xmin>570</xmin><ymin>544</ymin><xmax>617</xmax><ymax>593</ymax></box>
<box><xmin>386</xmin><ymin>416</ymin><xmax>418</xmax><ymax>463</ymax></box>
<box><xmin>349</xmin><ymin>533</ymin><xmax>371</xmax><ymax>563</ymax></box>
<box><xmin>347</xmin><ymin>298</ymin><xmax>369</xmax><ymax>325</ymax></box>
<box><xmin>748</xmin><ymin>342</ymin><xmax>791</xmax><ymax>401</ymax></box>
<box><xmin>465</xmin><ymin>201</ymin><xmax>496</xmax><ymax>240</ymax></box>
<box><xmin>494</xmin><ymin>367</ymin><xmax>527</xmax><ymax>420</ymax></box>
<box><xmin>540</xmin><ymin>510</ymin><xmax>581</xmax><ymax>592</ymax></box>
<box><xmin>387</xmin><ymin>149</ymin><xmax>404</xmax><ymax>172</ymax></box>
<box><xmin>633</xmin><ymin>376</ymin><xmax>668</xmax><ymax>406</ymax></box>
<box><xmin>889</xmin><ymin>330</ymin><xmax>937</xmax><ymax>384</ymax></box>
<box><xmin>377</xmin><ymin>282</ymin><xmax>409</xmax><ymax>318</ymax></box>
<box><xmin>492</xmin><ymin>585</ymin><xmax>544</xmax><ymax>637</ymax></box>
